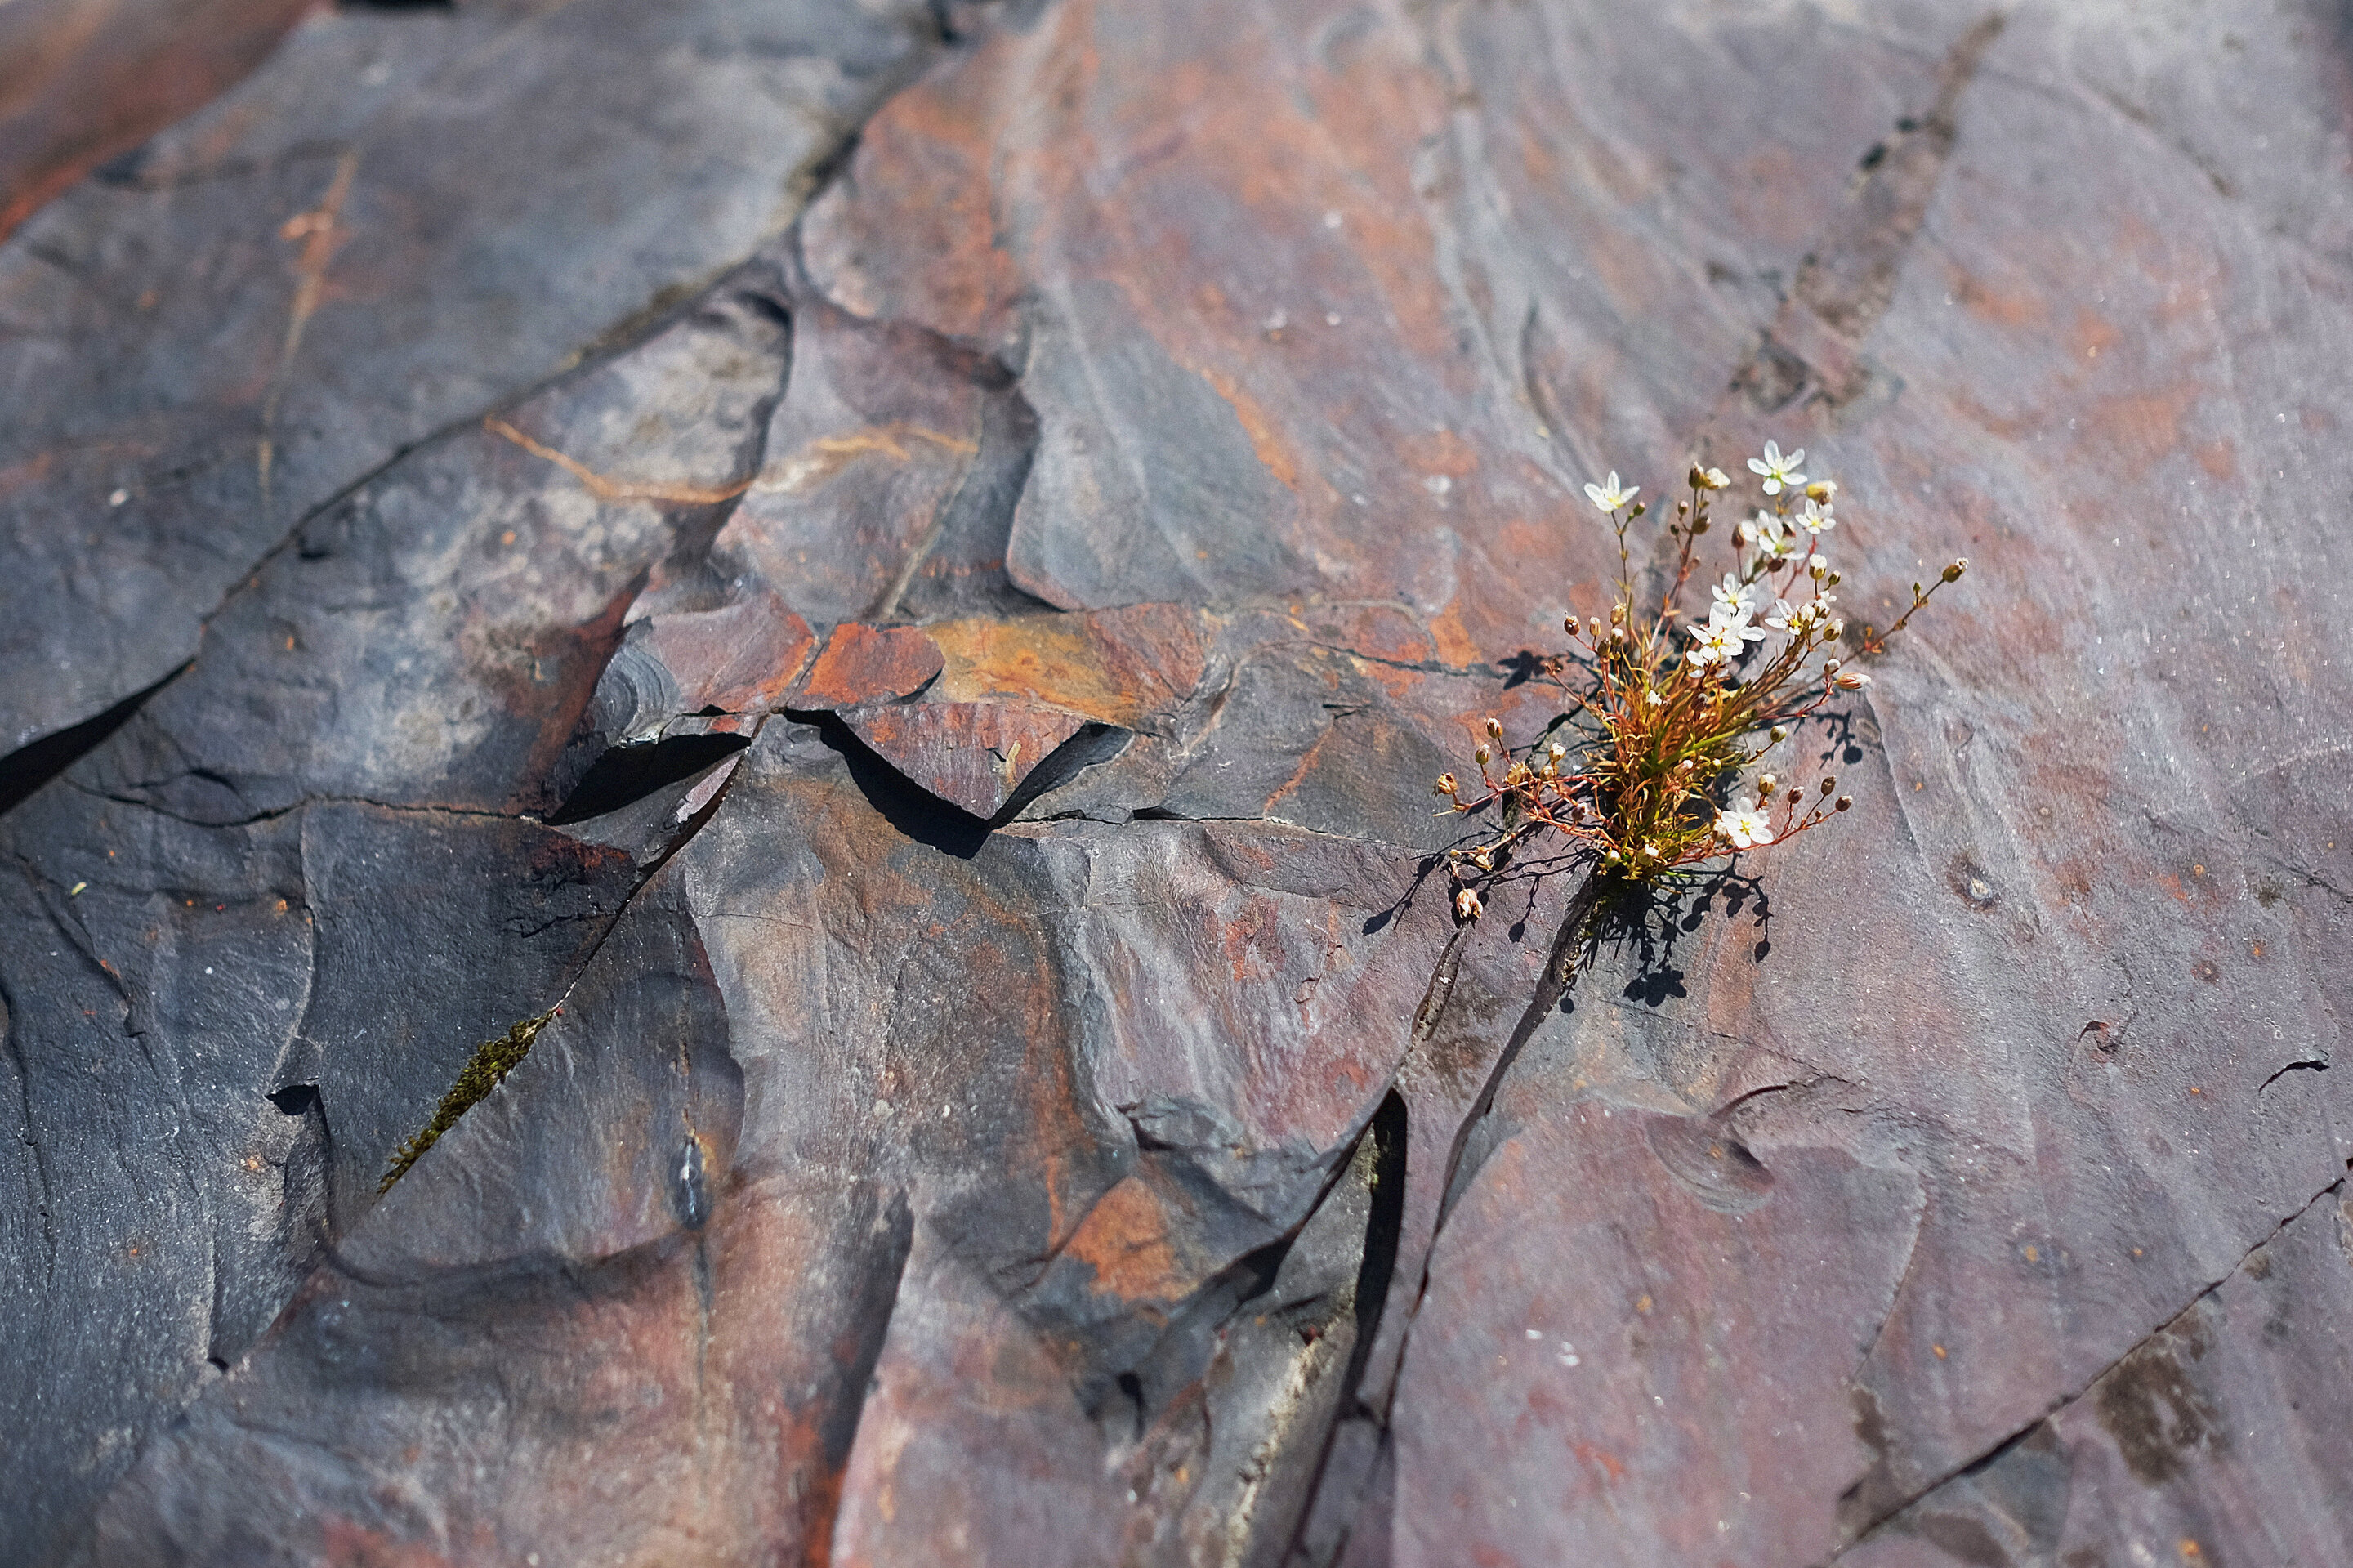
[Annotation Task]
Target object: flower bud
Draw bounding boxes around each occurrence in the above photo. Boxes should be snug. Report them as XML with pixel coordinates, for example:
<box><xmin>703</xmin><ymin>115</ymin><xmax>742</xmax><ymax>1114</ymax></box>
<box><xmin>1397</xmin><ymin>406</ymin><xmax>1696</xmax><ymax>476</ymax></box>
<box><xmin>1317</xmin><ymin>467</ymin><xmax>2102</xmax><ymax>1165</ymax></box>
<box><xmin>1548</xmin><ymin>741</ymin><xmax>1567</xmax><ymax>759</ymax></box>
<box><xmin>1805</xmin><ymin>480</ymin><xmax>1834</xmax><ymax>502</ymax></box>
<box><xmin>1820</xmin><ymin>776</ymin><xmax>1836</xmax><ymax>796</ymax></box>
<box><xmin>1689</xmin><ymin>464</ymin><xmax>1709</xmax><ymax>490</ymax></box>
<box><xmin>1833</xmin><ymin>669</ymin><xmax>1871</xmax><ymax>690</ymax></box>
<box><xmin>1828</xmin><ymin>620</ymin><xmax>1845</xmax><ymax>641</ymax></box>
<box><xmin>1809</xmin><ymin>557</ymin><xmax>1828</xmax><ymax>579</ymax></box>
<box><xmin>1825</xmin><ymin>570</ymin><xmax>1842</xmax><ymax>586</ymax></box>
<box><xmin>1628</xmin><ymin>502</ymin><xmax>1645</xmax><ymax>517</ymax></box>
<box><xmin>1610</xmin><ymin>604</ymin><xmax>1627</xmax><ymax>626</ymax></box>
<box><xmin>1455</xmin><ymin>887</ymin><xmax>1483</xmax><ymax>920</ymax></box>
<box><xmin>1703</xmin><ymin>467</ymin><xmax>1730</xmax><ymax>490</ymax></box>
<box><xmin>1485</xmin><ymin>717</ymin><xmax>1503</xmax><ymax>739</ymax></box>
<box><xmin>1564</xmin><ymin>614</ymin><xmax>1578</xmax><ymax>636</ymax></box>
<box><xmin>1770</xmin><ymin>724</ymin><xmax>1789</xmax><ymax>742</ymax></box>
<box><xmin>1835</xmin><ymin>795</ymin><xmax>1853</xmax><ymax>811</ymax></box>
<box><xmin>1943</xmin><ymin>559</ymin><xmax>1967</xmax><ymax>583</ymax></box>
<box><xmin>1757</xmin><ymin>773</ymin><xmax>1777</xmax><ymax>800</ymax></box>
<box><xmin>1475</xmin><ymin>744</ymin><xmax>1491</xmax><ymax>766</ymax></box>
<box><xmin>1435</xmin><ymin>773</ymin><xmax>1458</xmax><ymax>797</ymax></box>
<box><xmin>1691</xmin><ymin>515</ymin><xmax>1711</xmax><ymax>534</ymax></box>
<box><xmin>1823</xmin><ymin>659</ymin><xmax>1840</xmax><ymax>674</ymax></box>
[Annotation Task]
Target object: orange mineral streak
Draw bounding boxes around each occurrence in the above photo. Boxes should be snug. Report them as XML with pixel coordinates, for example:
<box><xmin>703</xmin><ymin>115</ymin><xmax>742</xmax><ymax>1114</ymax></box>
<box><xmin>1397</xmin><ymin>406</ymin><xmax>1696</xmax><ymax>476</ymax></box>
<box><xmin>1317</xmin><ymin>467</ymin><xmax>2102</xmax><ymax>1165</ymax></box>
<box><xmin>758</xmin><ymin>424</ymin><xmax>978</xmax><ymax>497</ymax></box>
<box><xmin>1197</xmin><ymin>365</ymin><xmax>1298</xmax><ymax>491</ymax></box>
<box><xmin>257</xmin><ymin>146</ymin><xmax>359</xmax><ymax>500</ymax></box>
<box><xmin>1059</xmin><ymin>1175</ymin><xmax>1188</xmax><ymax>1305</ymax></box>
<box><xmin>484</xmin><ymin>416</ymin><xmax>757</xmax><ymax>507</ymax></box>
<box><xmin>795</xmin><ymin>623</ymin><xmax>946</xmax><ymax>709</ymax></box>
<box><xmin>924</xmin><ymin>603</ymin><xmax>1205</xmax><ymax>727</ymax></box>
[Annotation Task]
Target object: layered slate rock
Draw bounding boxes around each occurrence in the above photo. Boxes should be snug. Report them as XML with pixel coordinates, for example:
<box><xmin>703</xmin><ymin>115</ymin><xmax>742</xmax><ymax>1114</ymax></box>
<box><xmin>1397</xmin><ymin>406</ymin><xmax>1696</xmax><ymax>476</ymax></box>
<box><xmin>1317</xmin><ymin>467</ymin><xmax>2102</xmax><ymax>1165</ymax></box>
<box><xmin>0</xmin><ymin>0</ymin><xmax>942</xmax><ymax>758</ymax></box>
<box><xmin>4</xmin><ymin>0</ymin><xmax>2352</xmax><ymax>1566</ymax></box>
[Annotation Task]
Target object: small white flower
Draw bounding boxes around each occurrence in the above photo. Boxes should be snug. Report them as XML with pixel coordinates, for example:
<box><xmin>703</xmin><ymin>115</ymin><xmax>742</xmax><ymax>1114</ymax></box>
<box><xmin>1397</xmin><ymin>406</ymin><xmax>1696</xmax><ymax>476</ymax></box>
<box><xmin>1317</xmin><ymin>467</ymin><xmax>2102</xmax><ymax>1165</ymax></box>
<box><xmin>1645</xmin><ymin>688</ymin><xmax>1666</xmax><ymax>707</ymax></box>
<box><xmin>1741</xmin><ymin>511</ymin><xmax>1793</xmax><ymax>559</ymax></box>
<box><xmin>1794</xmin><ymin>498</ymin><xmax>1836</xmax><ymax>536</ymax></box>
<box><xmin>1701</xmin><ymin>467</ymin><xmax>1731</xmax><ymax>489</ymax></box>
<box><xmin>1717</xmin><ymin>799</ymin><xmax>1774</xmax><ymax>850</ymax></box>
<box><xmin>1710</xmin><ymin>573</ymin><xmax>1754</xmax><ymax>616</ymax></box>
<box><xmin>1685</xmin><ymin>607</ymin><xmax>1765</xmax><ymax>667</ymax></box>
<box><xmin>1716</xmin><ymin>601</ymin><xmax>1766</xmax><ymax>636</ymax></box>
<box><xmin>1811</xmin><ymin>587</ymin><xmax>1838</xmax><ymax>613</ymax></box>
<box><xmin>1747</xmin><ymin>440</ymin><xmax>1806</xmax><ymax>495</ymax></box>
<box><xmin>1583</xmin><ymin>471</ymin><xmax>1638</xmax><ymax>513</ymax></box>
<box><xmin>1763</xmin><ymin>597</ymin><xmax>1810</xmax><ymax>632</ymax></box>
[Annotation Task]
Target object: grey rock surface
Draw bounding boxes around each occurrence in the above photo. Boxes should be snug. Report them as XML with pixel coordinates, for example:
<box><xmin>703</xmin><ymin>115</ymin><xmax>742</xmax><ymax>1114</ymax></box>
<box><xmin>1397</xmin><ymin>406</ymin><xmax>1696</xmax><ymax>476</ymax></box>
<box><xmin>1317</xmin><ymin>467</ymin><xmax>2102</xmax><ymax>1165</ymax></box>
<box><xmin>2</xmin><ymin>0</ymin><xmax>2349</xmax><ymax>1565</ymax></box>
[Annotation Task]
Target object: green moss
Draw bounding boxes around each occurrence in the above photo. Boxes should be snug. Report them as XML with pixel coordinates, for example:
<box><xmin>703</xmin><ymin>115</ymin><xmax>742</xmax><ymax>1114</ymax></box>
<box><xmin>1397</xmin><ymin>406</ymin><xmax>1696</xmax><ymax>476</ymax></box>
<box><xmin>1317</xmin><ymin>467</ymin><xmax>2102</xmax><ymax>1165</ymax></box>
<box><xmin>377</xmin><ymin>1008</ymin><xmax>556</xmax><ymax>1194</ymax></box>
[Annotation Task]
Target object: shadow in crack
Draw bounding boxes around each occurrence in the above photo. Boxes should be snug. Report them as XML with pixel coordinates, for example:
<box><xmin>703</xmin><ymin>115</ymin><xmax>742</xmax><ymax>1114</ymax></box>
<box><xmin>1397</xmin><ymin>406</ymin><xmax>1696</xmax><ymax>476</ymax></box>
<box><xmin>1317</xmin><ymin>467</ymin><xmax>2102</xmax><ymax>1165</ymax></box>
<box><xmin>543</xmin><ymin>731</ymin><xmax>750</xmax><ymax>825</ymax></box>
<box><xmin>797</xmin><ymin>708</ymin><xmax>1132</xmax><ymax>860</ymax></box>
<box><xmin>797</xmin><ymin>709</ymin><xmax>991</xmax><ymax>859</ymax></box>
<box><xmin>0</xmin><ymin>663</ymin><xmax>190</xmax><ymax>820</ymax></box>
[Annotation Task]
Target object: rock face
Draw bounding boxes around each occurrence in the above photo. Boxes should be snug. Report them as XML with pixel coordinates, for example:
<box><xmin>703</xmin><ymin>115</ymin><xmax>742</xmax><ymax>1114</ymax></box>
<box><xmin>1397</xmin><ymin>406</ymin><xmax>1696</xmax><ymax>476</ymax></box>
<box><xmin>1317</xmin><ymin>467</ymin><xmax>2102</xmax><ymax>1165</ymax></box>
<box><xmin>2</xmin><ymin>2</ymin><xmax>2349</xmax><ymax>1566</ymax></box>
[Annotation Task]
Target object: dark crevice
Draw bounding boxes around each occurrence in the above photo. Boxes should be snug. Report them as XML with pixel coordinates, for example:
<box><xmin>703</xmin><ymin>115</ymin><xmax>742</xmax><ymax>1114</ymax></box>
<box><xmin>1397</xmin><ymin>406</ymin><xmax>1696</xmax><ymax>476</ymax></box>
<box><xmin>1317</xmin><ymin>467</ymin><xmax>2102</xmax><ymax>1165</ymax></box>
<box><xmin>806</xmin><ymin>1191</ymin><xmax>916</xmax><ymax>1551</ymax></box>
<box><xmin>1822</xmin><ymin>1173</ymin><xmax>2351</xmax><ymax>1561</ymax></box>
<box><xmin>2260</xmin><ymin>1057</ymin><xmax>2329</xmax><ymax>1092</ymax></box>
<box><xmin>0</xmin><ymin>662</ymin><xmax>191</xmax><ymax>820</ymax></box>
<box><xmin>1432</xmin><ymin>874</ymin><xmax>1607</xmax><ymax>1234</ymax></box>
<box><xmin>1114</xmin><ymin>1371</ymin><xmax>1149</xmax><ymax>1443</ymax></box>
<box><xmin>1</xmin><ymin>967</ymin><xmax>61</xmax><ymax>1276</ymax></box>
<box><xmin>1281</xmin><ymin>874</ymin><xmax>1603</xmax><ymax>1547</ymax></box>
<box><xmin>1279</xmin><ymin>1091</ymin><xmax>1410</xmax><ymax>1567</ymax></box>
<box><xmin>866</xmin><ymin>325</ymin><xmax>1051</xmax><ymax>623</ymax></box>
<box><xmin>1340</xmin><ymin>1091</ymin><xmax>1409</xmax><ymax>1416</ymax></box>
<box><xmin>994</xmin><ymin>722</ymin><xmax>1130</xmax><ymax>821</ymax></box>
<box><xmin>795</xmin><ymin>710</ymin><xmax>991</xmax><ymax>857</ymax></box>
<box><xmin>544</xmin><ymin>733</ymin><xmax>751</xmax><ymax>826</ymax></box>
<box><xmin>789</xmin><ymin>709</ymin><xmax>1131</xmax><ymax>858</ymax></box>
<box><xmin>64</xmin><ymin>778</ymin><xmax>529</xmax><ymax>831</ymax></box>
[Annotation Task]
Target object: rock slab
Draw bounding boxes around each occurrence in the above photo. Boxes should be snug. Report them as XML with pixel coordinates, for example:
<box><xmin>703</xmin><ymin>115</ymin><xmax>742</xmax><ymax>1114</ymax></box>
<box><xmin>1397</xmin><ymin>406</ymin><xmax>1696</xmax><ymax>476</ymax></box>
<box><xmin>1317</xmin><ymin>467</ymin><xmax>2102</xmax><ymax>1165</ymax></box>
<box><xmin>2</xmin><ymin>1</ymin><xmax>2349</xmax><ymax>1566</ymax></box>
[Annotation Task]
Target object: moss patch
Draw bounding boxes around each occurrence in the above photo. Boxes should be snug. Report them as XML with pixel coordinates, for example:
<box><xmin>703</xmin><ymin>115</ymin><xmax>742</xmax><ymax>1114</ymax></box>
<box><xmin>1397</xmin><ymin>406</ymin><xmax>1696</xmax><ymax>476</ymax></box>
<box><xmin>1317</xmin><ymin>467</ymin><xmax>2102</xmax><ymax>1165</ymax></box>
<box><xmin>378</xmin><ymin>1008</ymin><xmax>556</xmax><ymax>1194</ymax></box>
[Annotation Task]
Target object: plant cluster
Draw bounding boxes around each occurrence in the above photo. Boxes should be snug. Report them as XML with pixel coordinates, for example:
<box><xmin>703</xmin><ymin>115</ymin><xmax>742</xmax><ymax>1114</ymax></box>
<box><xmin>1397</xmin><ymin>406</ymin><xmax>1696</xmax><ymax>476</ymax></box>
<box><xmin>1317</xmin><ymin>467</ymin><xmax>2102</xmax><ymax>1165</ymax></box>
<box><xmin>1441</xmin><ymin>442</ymin><xmax>1964</xmax><ymax>920</ymax></box>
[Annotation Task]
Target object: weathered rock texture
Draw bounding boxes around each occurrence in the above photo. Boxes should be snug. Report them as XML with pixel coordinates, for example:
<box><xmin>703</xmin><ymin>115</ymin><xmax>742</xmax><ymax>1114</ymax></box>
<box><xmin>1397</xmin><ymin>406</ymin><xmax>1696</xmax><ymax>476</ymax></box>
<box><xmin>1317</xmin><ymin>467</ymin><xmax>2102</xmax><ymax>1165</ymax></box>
<box><xmin>2</xmin><ymin>1</ymin><xmax>2349</xmax><ymax>1565</ymax></box>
